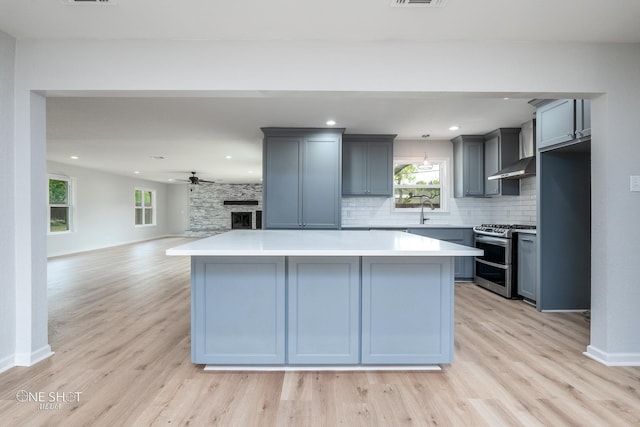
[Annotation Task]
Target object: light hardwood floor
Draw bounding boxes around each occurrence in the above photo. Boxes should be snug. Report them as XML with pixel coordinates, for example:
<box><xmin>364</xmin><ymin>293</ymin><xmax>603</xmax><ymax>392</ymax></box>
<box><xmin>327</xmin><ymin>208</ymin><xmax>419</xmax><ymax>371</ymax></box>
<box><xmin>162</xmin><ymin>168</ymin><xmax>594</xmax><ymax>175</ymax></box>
<box><xmin>1</xmin><ymin>237</ymin><xmax>639</xmax><ymax>426</ymax></box>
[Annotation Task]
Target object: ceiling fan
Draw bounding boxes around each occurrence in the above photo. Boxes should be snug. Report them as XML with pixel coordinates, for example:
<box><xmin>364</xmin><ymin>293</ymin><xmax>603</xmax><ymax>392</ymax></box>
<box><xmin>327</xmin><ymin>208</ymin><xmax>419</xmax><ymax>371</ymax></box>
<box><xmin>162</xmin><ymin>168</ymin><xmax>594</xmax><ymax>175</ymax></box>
<box><xmin>187</xmin><ymin>172</ymin><xmax>214</xmax><ymax>185</ymax></box>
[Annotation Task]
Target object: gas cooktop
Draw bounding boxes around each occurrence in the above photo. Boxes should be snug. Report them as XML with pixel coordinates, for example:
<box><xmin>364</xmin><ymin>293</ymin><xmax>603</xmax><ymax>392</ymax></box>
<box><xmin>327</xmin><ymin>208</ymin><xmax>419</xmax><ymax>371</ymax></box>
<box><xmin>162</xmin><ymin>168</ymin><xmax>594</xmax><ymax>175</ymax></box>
<box><xmin>473</xmin><ymin>224</ymin><xmax>536</xmax><ymax>238</ymax></box>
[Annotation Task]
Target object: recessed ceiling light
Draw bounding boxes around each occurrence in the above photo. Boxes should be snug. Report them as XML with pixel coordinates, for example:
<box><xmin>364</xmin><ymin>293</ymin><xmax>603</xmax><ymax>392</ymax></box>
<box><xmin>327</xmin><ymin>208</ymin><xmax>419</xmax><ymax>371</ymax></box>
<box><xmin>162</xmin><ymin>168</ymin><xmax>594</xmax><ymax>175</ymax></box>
<box><xmin>168</xmin><ymin>179</ymin><xmax>174</xmax><ymax>182</ymax></box>
<box><xmin>225</xmin><ymin>155</ymin><xmax>232</xmax><ymax>159</ymax></box>
<box><xmin>248</xmin><ymin>171</ymin><xmax>254</xmax><ymax>174</ymax></box>
<box><xmin>70</xmin><ymin>156</ymin><xmax>79</xmax><ymax>160</ymax></box>
<box><xmin>326</xmin><ymin>120</ymin><xmax>336</xmax><ymax>126</ymax></box>
<box><xmin>149</xmin><ymin>156</ymin><xmax>165</xmax><ymax>160</ymax></box>
<box><xmin>503</xmin><ymin>97</ymin><xmax>510</xmax><ymax>100</ymax></box>
<box><xmin>449</xmin><ymin>125</ymin><xmax>460</xmax><ymax>131</ymax></box>
<box><xmin>134</xmin><ymin>171</ymin><xmax>140</xmax><ymax>174</ymax></box>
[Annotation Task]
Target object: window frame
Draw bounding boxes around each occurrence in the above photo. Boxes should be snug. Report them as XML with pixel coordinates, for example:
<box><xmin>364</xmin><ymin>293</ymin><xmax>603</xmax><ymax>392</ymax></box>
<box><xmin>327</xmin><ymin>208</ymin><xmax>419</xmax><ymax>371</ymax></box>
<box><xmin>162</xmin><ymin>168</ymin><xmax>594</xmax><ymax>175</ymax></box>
<box><xmin>48</xmin><ymin>174</ymin><xmax>75</xmax><ymax>234</ymax></box>
<box><xmin>392</xmin><ymin>156</ymin><xmax>448</xmax><ymax>213</ymax></box>
<box><xmin>134</xmin><ymin>187</ymin><xmax>156</xmax><ymax>227</ymax></box>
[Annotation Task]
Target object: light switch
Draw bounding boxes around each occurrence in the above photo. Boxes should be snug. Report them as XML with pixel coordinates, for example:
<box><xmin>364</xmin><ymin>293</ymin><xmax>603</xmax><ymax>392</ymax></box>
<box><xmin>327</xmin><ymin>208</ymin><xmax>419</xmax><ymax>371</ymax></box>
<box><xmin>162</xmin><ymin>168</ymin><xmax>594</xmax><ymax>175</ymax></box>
<box><xmin>631</xmin><ymin>176</ymin><xmax>640</xmax><ymax>192</ymax></box>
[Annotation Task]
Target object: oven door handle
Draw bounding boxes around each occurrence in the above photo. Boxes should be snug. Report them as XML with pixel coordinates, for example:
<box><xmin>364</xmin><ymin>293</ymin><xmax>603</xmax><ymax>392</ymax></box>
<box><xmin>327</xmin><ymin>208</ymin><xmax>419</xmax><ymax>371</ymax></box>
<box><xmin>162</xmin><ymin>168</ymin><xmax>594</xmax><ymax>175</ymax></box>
<box><xmin>474</xmin><ymin>235</ymin><xmax>510</xmax><ymax>247</ymax></box>
<box><xmin>475</xmin><ymin>258</ymin><xmax>508</xmax><ymax>270</ymax></box>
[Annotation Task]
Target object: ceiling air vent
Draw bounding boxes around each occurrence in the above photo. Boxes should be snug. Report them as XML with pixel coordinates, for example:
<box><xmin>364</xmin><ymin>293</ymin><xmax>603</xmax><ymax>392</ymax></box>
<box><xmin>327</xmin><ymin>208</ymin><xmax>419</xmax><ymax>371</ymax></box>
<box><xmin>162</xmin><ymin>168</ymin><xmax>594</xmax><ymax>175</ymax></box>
<box><xmin>391</xmin><ymin>0</ymin><xmax>448</xmax><ymax>7</ymax></box>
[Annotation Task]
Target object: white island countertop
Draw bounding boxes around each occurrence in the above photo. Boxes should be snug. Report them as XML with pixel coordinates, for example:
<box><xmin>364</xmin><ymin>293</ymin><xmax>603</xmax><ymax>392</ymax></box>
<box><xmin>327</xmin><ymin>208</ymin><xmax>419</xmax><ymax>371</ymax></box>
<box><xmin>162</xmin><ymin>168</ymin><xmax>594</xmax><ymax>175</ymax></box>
<box><xmin>166</xmin><ymin>229</ymin><xmax>483</xmax><ymax>257</ymax></box>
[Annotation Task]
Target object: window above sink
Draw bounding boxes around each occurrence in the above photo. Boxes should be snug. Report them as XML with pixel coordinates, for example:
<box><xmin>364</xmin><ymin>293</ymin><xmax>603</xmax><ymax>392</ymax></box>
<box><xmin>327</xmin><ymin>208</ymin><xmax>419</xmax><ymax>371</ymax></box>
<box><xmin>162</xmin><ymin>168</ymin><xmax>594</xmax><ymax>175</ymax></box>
<box><xmin>393</xmin><ymin>157</ymin><xmax>448</xmax><ymax>213</ymax></box>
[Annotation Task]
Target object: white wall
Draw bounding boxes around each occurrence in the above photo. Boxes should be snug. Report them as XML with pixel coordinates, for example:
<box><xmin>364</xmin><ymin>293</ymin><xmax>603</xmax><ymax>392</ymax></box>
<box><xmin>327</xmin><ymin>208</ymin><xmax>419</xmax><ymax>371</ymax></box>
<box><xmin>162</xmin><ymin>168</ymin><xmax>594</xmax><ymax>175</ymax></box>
<box><xmin>0</xmin><ymin>31</ymin><xmax>16</xmax><ymax>373</ymax></box>
<box><xmin>46</xmin><ymin>161</ymin><xmax>172</xmax><ymax>257</ymax></box>
<box><xmin>7</xmin><ymin>39</ymin><xmax>640</xmax><ymax>368</ymax></box>
<box><xmin>166</xmin><ymin>184</ymin><xmax>190</xmax><ymax>235</ymax></box>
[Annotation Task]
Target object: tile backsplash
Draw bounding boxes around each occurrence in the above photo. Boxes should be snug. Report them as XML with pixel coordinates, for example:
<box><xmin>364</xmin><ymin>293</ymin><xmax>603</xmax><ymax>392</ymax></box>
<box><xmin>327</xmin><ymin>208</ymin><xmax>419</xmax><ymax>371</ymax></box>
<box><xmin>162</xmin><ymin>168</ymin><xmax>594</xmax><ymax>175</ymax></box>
<box><xmin>341</xmin><ymin>176</ymin><xmax>536</xmax><ymax>227</ymax></box>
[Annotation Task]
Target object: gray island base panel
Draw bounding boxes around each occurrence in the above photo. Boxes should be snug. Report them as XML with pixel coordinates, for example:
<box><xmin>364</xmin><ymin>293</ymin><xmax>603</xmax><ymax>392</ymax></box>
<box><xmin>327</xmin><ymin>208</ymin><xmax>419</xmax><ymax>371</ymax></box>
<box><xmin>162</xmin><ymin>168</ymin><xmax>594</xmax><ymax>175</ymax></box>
<box><xmin>166</xmin><ymin>230</ymin><xmax>482</xmax><ymax>369</ymax></box>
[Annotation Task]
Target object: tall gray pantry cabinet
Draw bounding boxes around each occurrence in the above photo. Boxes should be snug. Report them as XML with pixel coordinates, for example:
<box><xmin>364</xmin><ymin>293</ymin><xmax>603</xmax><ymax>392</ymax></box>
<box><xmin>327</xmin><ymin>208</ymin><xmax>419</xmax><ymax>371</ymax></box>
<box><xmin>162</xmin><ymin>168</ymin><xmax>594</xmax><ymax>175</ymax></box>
<box><xmin>262</xmin><ymin>127</ymin><xmax>344</xmax><ymax>229</ymax></box>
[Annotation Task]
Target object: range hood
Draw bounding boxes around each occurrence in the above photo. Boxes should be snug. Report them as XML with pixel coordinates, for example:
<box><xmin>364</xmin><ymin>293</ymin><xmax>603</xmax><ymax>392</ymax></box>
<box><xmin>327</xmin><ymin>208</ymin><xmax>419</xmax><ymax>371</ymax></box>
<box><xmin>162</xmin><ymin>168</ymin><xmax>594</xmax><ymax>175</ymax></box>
<box><xmin>488</xmin><ymin>119</ymin><xmax>536</xmax><ymax>180</ymax></box>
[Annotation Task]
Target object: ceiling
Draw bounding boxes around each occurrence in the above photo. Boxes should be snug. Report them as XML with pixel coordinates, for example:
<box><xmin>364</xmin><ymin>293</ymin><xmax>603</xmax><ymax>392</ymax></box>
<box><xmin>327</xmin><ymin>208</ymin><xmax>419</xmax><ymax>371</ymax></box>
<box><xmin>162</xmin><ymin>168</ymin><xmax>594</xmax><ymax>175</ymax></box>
<box><xmin>46</xmin><ymin>93</ymin><xmax>537</xmax><ymax>184</ymax></box>
<box><xmin>5</xmin><ymin>0</ymin><xmax>638</xmax><ymax>184</ymax></box>
<box><xmin>2</xmin><ymin>0</ymin><xmax>639</xmax><ymax>43</ymax></box>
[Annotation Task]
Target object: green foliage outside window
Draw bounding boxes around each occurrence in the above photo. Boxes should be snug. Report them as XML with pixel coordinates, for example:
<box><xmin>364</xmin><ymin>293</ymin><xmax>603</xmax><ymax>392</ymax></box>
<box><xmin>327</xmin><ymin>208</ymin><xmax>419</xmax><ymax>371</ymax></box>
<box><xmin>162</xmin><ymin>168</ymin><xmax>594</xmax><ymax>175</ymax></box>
<box><xmin>49</xmin><ymin>178</ymin><xmax>70</xmax><ymax>232</ymax></box>
<box><xmin>135</xmin><ymin>189</ymin><xmax>154</xmax><ymax>225</ymax></box>
<box><xmin>394</xmin><ymin>162</ymin><xmax>442</xmax><ymax>209</ymax></box>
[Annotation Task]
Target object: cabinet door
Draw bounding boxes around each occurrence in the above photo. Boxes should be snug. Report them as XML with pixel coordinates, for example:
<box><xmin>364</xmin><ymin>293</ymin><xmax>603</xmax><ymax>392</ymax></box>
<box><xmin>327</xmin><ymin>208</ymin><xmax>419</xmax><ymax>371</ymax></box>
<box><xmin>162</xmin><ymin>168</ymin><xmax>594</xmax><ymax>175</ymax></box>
<box><xmin>517</xmin><ymin>234</ymin><xmax>537</xmax><ymax>301</ymax></box>
<box><xmin>367</xmin><ymin>142</ymin><xmax>393</xmax><ymax>196</ymax></box>
<box><xmin>537</xmin><ymin>99</ymin><xmax>575</xmax><ymax>150</ymax></box>
<box><xmin>464</xmin><ymin>141</ymin><xmax>485</xmax><ymax>197</ymax></box>
<box><xmin>453</xmin><ymin>138</ymin><xmax>464</xmax><ymax>198</ymax></box>
<box><xmin>301</xmin><ymin>136</ymin><xmax>341</xmax><ymax>229</ymax></box>
<box><xmin>288</xmin><ymin>257</ymin><xmax>360</xmax><ymax>364</ymax></box>
<box><xmin>192</xmin><ymin>257</ymin><xmax>286</xmax><ymax>365</ymax></box>
<box><xmin>576</xmin><ymin>99</ymin><xmax>591</xmax><ymax>139</ymax></box>
<box><xmin>342</xmin><ymin>141</ymin><xmax>367</xmax><ymax>195</ymax></box>
<box><xmin>264</xmin><ymin>138</ymin><xmax>302</xmax><ymax>229</ymax></box>
<box><xmin>484</xmin><ymin>134</ymin><xmax>500</xmax><ymax>196</ymax></box>
<box><xmin>361</xmin><ymin>257</ymin><xmax>453</xmax><ymax>364</ymax></box>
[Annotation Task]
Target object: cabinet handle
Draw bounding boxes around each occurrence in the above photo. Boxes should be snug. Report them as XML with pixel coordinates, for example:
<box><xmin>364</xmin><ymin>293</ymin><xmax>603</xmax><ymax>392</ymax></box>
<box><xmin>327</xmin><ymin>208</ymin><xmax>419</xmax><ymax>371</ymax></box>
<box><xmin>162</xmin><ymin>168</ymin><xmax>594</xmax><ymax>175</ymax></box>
<box><xmin>521</xmin><ymin>238</ymin><xmax>534</xmax><ymax>242</ymax></box>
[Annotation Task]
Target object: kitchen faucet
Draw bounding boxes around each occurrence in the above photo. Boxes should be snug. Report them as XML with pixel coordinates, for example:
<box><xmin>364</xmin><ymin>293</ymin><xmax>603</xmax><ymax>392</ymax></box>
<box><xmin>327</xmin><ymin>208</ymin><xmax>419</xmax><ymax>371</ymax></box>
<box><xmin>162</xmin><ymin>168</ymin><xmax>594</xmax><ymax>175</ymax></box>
<box><xmin>419</xmin><ymin>195</ymin><xmax>434</xmax><ymax>224</ymax></box>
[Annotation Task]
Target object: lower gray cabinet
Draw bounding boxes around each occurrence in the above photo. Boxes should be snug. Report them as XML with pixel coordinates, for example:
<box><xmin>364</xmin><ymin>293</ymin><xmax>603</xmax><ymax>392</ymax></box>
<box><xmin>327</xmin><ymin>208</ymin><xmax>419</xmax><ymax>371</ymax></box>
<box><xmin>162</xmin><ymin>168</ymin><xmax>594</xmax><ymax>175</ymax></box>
<box><xmin>192</xmin><ymin>254</ymin><xmax>455</xmax><ymax>366</ymax></box>
<box><xmin>361</xmin><ymin>257</ymin><xmax>453</xmax><ymax>364</ymax></box>
<box><xmin>517</xmin><ymin>234</ymin><xmax>537</xmax><ymax>301</ymax></box>
<box><xmin>287</xmin><ymin>257</ymin><xmax>360</xmax><ymax>364</ymax></box>
<box><xmin>407</xmin><ymin>228</ymin><xmax>474</xmax><ymax>280</ymax></box>
<box><xmin>192</xmin><ymin>257</ymin><xmax>286</xmax><ymax>365</ymax></box>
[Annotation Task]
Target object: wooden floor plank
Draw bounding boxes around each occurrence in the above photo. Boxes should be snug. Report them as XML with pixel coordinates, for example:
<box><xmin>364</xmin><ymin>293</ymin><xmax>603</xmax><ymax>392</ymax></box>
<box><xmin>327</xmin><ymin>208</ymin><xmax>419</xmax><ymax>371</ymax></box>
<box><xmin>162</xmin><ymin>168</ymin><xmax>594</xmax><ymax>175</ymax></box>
<box><xmin>1</xmin><ymin>237</ymin><xmax>639</xmax><ymax>426</ymax></box>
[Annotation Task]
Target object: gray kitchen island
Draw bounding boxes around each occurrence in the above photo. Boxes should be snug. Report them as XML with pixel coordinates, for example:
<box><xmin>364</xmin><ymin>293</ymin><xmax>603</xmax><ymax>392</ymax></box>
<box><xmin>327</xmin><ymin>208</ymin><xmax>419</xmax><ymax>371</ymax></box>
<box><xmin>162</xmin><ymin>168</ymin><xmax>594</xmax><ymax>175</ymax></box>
<box><xmin>166</xmin><ymin>230</ymin><xmax>481</xmax><ymax>369</ymax></box>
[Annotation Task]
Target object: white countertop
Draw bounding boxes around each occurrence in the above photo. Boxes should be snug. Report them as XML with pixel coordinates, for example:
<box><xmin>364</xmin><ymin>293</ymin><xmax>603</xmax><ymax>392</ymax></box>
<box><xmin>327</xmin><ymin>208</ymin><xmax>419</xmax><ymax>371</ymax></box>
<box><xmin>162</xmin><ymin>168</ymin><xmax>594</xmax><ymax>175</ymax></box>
<box><xmin>166</xmin><ymin>230</ymin><xmax>483</xmax><ymax>257</ymax></box>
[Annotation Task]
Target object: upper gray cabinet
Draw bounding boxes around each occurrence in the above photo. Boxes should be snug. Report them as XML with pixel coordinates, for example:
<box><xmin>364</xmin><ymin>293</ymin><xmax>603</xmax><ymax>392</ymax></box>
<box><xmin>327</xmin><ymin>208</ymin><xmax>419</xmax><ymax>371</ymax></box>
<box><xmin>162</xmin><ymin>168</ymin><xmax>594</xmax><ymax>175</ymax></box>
<box><xmin>483</xmin><ymin>128</ymin><xmax>520</xmax><ymax>196</ymax></box>
<box><xmin>262</xmin><ymin>127</ymin><xmax>344</xmax><ymax>229</ymax></box>
<box><xmin>534</xmin><ymin>99</ymin><xmax>591</xmax><ymax>150</ymax></box>
<box><xmin>342</xmin><ymin>134</ymin><xmax>396</xmax><ymax>197</ymax></box>
<box><xmin>451</xmin><ymin>135</ymin><xmax>485</xmax><ymax>197</ymax></box>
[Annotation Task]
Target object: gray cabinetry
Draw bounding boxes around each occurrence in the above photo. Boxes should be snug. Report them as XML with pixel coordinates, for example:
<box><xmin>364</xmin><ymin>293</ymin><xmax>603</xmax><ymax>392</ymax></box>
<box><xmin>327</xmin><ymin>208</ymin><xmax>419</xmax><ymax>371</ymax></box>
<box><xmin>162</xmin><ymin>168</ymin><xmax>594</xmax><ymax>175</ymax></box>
<box><xmin>407</xmin><ymin>228</ymin><xmax>474</xmax><ymax>280</ymax></box>
<box><xmin>192</xmin><ymin>256</ymin><xmax>286</xmax><ymax>364</ymax></box>
<box><xmin>535</xmin><ymin>99</ymin><xmax>591</xmax><ymax>150</ymax></box>
<box><xmin>484</xmin><ymin>128</ymin><xmax>520</xmax><ymax>196</ymax></box>
<box><xmin>287</xmin><ymin>257</ymin><xmax>360</xmax><ymax>364</ymax></box>
<box><xmin>537</xmin><ymin>141</ymin><xmax>591</xmax><ymax>311</ymax></box>
<box><xmin>263</xmin><ymin>127</ymin><xmax>343</xmax><ymax>229</ymax></box>
<box><xmin>517</xmin><ymin>233</ymin><xmax>537</xmax><ymax>302</ymax></box>
<box><xmin>361</xmin><ymin>257</ymin><xmax>453</xmax><ymax>364</ymax></box>
<box><xmin>342</xmin><ymin>134</ymin><xmax>395</xmax><ymax>197</ymax></box>
<box><xmin>451</xmin><ymin>135</ymin><xmax>485</xmax><ymax>197</ymax></box>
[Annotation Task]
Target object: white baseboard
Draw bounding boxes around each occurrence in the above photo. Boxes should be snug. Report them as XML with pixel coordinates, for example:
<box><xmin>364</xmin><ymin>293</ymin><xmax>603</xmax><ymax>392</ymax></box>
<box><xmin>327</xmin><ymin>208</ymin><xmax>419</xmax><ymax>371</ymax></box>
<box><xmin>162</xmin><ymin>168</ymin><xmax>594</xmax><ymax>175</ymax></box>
<box><xmin>204</xmin><ymin>365</ymin><xmax>442</xmax><ymax>372</ymax></box>
<box><xmin>14</xmin><ymin>345</ymin><xmax>54</xmax><ymax>367</ymax></box>
<box><xmin>584</xmin><ymin>345</ymin><xmax>640</xmax><ymax>366</ymax></box>
<box><xmin>0</xmin><ymin>353</ymin><xmax>15</xmax><ymax>374</ymax></box>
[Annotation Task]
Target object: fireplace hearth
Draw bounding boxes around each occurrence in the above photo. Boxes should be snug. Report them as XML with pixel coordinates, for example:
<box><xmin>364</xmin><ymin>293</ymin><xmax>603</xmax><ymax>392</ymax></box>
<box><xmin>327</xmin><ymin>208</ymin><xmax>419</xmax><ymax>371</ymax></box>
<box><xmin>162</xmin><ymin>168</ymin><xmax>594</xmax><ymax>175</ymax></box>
<box><xmin>231</xmin><ymin>212</ymin><xmax>252</xmax><ymax>229</ymax></box>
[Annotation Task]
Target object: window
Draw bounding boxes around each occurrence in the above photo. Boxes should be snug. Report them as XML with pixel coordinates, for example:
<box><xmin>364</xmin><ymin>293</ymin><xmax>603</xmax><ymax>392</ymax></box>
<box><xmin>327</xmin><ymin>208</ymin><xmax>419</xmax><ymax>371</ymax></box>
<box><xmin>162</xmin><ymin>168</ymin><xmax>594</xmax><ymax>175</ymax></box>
<box><xmin>393</xmin><ymin>157</ymin><xmax>447</xmax><ymax>212</ymax></box>
<box><xmin>48</xmin><ymin>175</ymin><xmax>73</xmax><ymax>233</ymax></box>
<box><xmin>135</xmin><ymin>188</ymin><xmax>155</xmax><ymax>226</ymax></box>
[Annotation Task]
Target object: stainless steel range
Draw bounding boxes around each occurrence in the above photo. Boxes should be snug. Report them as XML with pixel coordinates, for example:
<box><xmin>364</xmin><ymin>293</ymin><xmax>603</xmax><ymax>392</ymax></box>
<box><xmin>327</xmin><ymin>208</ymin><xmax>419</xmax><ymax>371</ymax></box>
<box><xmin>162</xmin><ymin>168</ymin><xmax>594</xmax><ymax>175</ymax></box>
<box><xmin>472</xmin><ymin>224</ymin><xmax>536</xmax><ymax>298</ymax></box>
